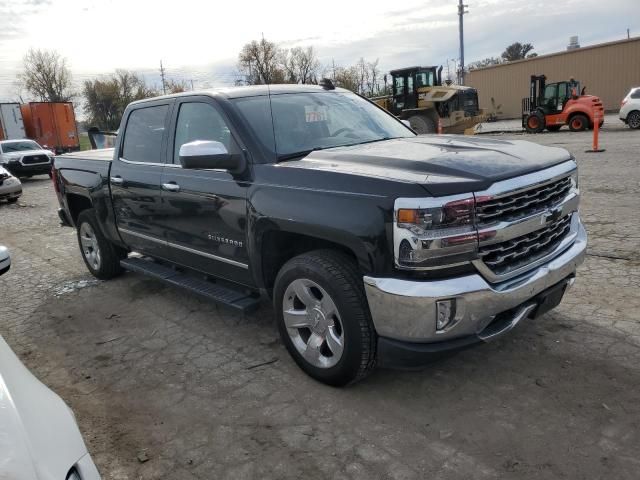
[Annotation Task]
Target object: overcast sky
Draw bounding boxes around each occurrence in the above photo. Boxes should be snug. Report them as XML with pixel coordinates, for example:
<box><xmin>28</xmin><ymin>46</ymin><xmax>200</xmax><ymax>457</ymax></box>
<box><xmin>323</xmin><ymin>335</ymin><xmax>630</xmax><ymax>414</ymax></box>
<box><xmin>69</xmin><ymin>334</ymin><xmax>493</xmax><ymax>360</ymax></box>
<box><xmin>0</xmin><ymin>0</ymin><xmax>638</xmax><ymax>102</ymax></box>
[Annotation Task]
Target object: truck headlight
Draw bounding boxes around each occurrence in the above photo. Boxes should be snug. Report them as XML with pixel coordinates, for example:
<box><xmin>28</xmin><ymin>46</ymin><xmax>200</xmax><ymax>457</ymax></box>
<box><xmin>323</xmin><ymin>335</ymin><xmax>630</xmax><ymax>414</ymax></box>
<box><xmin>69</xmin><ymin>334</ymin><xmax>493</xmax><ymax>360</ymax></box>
<box><xmin>394</xmin><ymin>195</ymin><xmax>479</xmax><ymax>270</ymax></box>
<box><xmin>570</xmin><ymin>169</ymin><xmax>579</xmax><ymax>191</ymax></box>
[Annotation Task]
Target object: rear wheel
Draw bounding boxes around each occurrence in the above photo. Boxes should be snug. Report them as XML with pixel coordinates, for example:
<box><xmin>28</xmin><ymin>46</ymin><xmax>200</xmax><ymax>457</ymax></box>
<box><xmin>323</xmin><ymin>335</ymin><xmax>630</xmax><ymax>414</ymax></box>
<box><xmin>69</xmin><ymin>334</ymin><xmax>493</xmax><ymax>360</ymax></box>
<box><xmin>77</xmin><ymin>209</ymin><xmax>126</xmax><ymax>280</ymax></box>
<box><xmin>274</xmin><ymin>250</ymin><xmax>376</xmax><ymax>386</ymax></box>
<box><xmin>407</xmin><ymin>114</ymin><xmax>436</xmax><ymax>134</ymax></box>
<box><xmin>7</xmin><ymin>198</ymin><xmax>18</xmax><ymax>204</ymax></box>
<box><xmin>627</xmin><ymin>111</ymin><xmax>640</xmax><ymax>129</ymax></box>
<box><xmin>568</xmin><ymin>114</ymin><xmax>588</xmax><ymax>132</ymax></box>
<box><xmin>524</xmin><ymin>112</ymin><xmax>545</xmax><ymax>133</ymax></box>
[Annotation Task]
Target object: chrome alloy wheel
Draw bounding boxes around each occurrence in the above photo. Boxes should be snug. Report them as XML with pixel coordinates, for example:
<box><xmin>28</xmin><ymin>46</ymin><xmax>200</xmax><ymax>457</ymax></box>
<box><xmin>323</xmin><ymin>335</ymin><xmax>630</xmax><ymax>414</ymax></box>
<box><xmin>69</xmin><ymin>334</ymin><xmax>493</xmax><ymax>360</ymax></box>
<box><xmin>79</xmin><ymin>222</ymin><xmax>101</xmax><ymax>270</ymax></box>
<box><xmin>282</xmin><ymin>278</ymin><xmax>345</xmax><ymax>368</ymax></box>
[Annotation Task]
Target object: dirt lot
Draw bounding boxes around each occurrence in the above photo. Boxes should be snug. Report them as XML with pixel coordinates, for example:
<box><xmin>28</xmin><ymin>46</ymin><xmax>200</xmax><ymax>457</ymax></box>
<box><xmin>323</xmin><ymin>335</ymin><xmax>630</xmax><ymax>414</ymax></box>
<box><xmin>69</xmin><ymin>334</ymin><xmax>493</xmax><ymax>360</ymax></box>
<box><xmin>1</xmin><ymin>121</ymin><xmax>639</xmax><ymax>479</ymax></box>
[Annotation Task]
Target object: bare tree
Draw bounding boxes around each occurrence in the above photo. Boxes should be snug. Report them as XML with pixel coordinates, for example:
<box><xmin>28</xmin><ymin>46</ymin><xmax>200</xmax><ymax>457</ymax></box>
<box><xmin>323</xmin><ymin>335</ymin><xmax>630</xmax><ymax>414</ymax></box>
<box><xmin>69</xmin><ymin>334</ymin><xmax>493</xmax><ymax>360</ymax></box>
<box><xmin>83</xmin><ymin>70</ymin><xmax>157</xmax><ymax>130</ymax></box>
<box><xmin>238</xmin><ymin>38</ymin><xmax>285</xmax><ymax>84</ymax></box>
<box><xmin>468</xmin><ymin>57</ymin><xmax>502</xmax><ymax>70</ymax></box>
<box><xmin>19</xmin><ymin>48</ymin><xmax>74</xmax><ymax>102</ymax></box>
<box><xmin>283</xmin><ymin>46</ymin><xmax>320</xmax><ymax>84</ymax></box>
<box><xmin>165</xmin><ymin>78</ymin><xmax>190</xmax><ymax>93</ymax></box>
<box><xmin>333</xmin><ymin>66</ymin><xmax>360</xmax><ymax>93</ymax></box>
<box><xmin>366</xmin><ymin>59</ymin><xmax>382</xmax><ymax>97</ymax></box>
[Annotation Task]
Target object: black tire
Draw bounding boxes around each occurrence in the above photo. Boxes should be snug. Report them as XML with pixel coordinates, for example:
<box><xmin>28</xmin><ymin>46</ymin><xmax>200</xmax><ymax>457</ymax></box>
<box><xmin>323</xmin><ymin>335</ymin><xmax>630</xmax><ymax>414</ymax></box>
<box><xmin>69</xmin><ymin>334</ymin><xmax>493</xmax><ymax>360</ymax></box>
<box><xmin>408</xmin><ymin>114</ymin><xmax>436</xmax><ymax>134</ymax></box>
<box><xmin>76</xmin><ymin>209</ymin><xmax>126</xmax><ymax>280</ymax></box>
<box><xmin>627</xmin><ymin>111</ymin><xmax>640</xmax><ymax>129</ymax></box>
<box><xmin>546</xmin><ymin>125</ymin><xmax>562</xmax><ymax>132</ymax></box>
<box><xmin>7</xmin><ymin>198</ymin><xmax>18</xmax><ymax>204</ymax></box>
<box><xmin>524</xmin><ymin>111</ymin><xmax>545</xmax><ymax>133</ymax></box>
<box><xmin>273</xmin><ymin>250</ymin><xmax>376</xmax><ymax>386</ymax></box>
<box><xmin>568</xmin><ymin>114</ymin><xmax>588</xmax><ymax>132</ymax></box>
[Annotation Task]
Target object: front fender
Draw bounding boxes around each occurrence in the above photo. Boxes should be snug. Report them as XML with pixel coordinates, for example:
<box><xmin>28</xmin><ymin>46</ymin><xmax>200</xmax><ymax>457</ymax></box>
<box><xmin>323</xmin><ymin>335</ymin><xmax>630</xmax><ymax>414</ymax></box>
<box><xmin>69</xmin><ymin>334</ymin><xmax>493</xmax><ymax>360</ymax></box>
<box><xmin>247</xmin><ymin>184</ymin><xmax>395</xmax><ymax>288</ymax></box>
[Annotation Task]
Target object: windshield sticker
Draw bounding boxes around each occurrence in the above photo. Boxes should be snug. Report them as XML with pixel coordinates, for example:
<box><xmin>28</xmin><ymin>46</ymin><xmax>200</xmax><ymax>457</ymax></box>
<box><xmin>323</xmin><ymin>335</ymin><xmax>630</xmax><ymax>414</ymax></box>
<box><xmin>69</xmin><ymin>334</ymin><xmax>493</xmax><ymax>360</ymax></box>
<box><xmin>305</xmin><ymin>105</ymin><xmax>328</xmax><ymax>123</ymax></box>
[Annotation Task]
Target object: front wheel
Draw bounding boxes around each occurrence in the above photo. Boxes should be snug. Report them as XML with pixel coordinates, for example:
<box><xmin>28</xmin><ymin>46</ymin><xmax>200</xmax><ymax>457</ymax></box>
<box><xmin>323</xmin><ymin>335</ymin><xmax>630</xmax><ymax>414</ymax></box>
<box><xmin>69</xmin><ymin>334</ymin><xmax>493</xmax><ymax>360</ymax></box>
<box><xmin>568</xmin><ymin>114</ymin><xmax>588</xmax><ymax>132</ymax></box>
<box><xmin>627</xmin><ymin>111</ymin><xmax>640</xmax><ymax>129</ymax></box>
<box><xmin>76</xmin><ymin>209</ymin><xmax>126</xmax><ymax>280</ymax></box>
<box><xmin>274</xmin><ymin>250</ymin><xmax>376</xmax><ymax>386</ymax></box>
<box><xmin>408</xmin><ymin>114</ymin><xmax>436</xmax><ymax>134</ymax></box>
<box><xmin>524</xmin><ymin>112</ymin><xmax>545</xmax><ymax>133</ymax></box>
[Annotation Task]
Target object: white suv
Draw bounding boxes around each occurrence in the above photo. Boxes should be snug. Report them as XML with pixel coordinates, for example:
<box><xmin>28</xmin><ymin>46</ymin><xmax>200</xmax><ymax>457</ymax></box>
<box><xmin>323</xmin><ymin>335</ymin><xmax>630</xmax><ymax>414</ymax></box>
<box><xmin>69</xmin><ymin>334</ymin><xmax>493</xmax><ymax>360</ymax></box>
<box><xmin>620</xmin><ymin>87</ymin><xmax>640</xmax><ymax>129</ymax></box>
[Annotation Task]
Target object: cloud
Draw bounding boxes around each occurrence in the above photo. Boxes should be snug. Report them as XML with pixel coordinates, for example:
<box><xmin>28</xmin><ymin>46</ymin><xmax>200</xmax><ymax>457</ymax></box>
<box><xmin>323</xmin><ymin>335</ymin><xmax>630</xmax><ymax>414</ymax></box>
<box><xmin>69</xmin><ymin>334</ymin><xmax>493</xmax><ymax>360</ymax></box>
<box><xmin>1</xmin><ymin>0</ymin><xmax>639</xmax><ymax>103</ymax></box>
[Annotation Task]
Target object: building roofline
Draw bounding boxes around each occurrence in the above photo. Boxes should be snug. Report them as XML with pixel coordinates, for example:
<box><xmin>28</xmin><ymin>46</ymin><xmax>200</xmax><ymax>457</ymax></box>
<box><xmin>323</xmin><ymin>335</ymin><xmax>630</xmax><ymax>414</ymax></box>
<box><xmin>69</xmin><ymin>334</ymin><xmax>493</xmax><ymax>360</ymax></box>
<box><xmin>468</xmin><ymin>36</ymin><xmax>640</xmax><ymax>73</ymax></box>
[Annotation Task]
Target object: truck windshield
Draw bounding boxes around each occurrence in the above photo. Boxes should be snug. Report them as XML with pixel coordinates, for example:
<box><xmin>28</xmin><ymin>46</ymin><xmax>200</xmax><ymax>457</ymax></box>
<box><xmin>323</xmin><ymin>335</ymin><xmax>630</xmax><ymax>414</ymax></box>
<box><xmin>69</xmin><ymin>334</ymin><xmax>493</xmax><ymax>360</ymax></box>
<box><xmin>1</xmin><ymin>140</ymin><xmax>41</xmax><ymax>153</ymax></box>
<box><xmin>234</xmin><ymin>91</ymin><xmax>415</xmax><ymax>160</ymax></box>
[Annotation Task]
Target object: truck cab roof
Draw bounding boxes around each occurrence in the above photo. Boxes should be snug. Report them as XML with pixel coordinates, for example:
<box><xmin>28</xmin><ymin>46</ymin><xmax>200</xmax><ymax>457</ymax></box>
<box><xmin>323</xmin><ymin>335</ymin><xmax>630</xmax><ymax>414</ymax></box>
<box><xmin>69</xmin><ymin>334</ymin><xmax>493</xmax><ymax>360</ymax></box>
<box><xmin>129</xmin><ymin>84</ymin><xmax>353</xmax><ymax>106</ymax></box>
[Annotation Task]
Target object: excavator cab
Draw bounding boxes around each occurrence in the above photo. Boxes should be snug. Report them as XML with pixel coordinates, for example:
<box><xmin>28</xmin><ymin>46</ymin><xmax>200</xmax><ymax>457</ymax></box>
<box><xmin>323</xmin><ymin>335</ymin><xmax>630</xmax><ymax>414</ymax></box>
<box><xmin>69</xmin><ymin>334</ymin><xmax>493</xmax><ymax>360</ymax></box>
<box><xmin>390</xmin><ymin>66</ymin><xmax>440</xmax><ymax>115</ymax></box>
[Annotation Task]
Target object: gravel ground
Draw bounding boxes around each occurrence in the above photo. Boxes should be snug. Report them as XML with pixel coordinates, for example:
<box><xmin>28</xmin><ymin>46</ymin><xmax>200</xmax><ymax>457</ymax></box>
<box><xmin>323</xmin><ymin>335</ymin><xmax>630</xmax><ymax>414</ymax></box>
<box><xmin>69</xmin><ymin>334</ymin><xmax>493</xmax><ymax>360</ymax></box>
<box><xmin>1</xmin><ymin>121</ymin><xmax>639</xmax><ymax>479</ymax></box>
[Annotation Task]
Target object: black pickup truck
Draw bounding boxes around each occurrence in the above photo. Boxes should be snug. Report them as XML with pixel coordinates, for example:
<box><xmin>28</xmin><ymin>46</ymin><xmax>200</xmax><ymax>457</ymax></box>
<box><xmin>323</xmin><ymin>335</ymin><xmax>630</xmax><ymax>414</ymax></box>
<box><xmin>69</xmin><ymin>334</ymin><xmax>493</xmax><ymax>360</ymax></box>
<box><xmin>53</xmin><ymin>84</ymin><xmax>586</xmax><ymax>386</ymax></box>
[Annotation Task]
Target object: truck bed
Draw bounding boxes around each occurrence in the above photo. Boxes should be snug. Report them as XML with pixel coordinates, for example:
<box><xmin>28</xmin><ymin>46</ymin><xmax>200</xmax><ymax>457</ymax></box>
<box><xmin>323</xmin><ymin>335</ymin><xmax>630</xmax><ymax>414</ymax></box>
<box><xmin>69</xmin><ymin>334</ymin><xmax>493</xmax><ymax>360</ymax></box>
<box><xmin>58</xmin><ymin>148</ymin><xmax>114</xmax><ymax>162</ymax></box>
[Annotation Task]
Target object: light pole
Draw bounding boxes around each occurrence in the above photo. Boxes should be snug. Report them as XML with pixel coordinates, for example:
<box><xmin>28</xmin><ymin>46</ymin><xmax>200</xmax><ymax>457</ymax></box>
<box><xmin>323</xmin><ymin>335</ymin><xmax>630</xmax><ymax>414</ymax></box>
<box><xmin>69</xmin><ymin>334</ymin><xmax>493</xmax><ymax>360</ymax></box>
<box><xmin>458</xmin><ymin>0</ymin><xmax>469</xmax><ymax>85</ymax></box>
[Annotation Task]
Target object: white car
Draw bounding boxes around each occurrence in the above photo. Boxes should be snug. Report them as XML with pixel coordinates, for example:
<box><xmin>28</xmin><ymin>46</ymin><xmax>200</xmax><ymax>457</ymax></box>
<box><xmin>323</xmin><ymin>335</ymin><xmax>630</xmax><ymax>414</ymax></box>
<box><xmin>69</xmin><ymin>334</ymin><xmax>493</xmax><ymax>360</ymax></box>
<box><xmin>0</xmin><ymin>139</ymin><xmax>54</xmax><ymax>178</ymax></box>
<box><xmin>0</xmin><ymin>165</ymin><xmax>22</xmax><ymax>203</ymax></box>
<box><xmin>0</xmin><ymin>247</ymin><xmax>101</xmax><ymax>480</ymax></box>
<box><xmin>620</xmin><ymin>87</ymin><xmax>640</xmax><ymax>129</ymax></box>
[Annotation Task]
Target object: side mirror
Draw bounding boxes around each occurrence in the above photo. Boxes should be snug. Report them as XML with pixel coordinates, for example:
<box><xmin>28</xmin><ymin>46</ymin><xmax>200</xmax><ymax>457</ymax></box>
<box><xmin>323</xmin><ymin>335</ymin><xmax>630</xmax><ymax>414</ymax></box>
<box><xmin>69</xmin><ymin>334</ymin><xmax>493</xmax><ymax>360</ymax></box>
<box><xmin>401</xmin><ymin>119</ymin><xmax>411</xmax><ymax>128</ymax></box>
<box><xmin>179</xmin><ymin>140</ymin><xmax>244</xmax><ymax>172</ymax></box>
<box><xmin>0</xmin><ymin>246</ymin><xmax>11</xmax><ymax>276</ymax></box>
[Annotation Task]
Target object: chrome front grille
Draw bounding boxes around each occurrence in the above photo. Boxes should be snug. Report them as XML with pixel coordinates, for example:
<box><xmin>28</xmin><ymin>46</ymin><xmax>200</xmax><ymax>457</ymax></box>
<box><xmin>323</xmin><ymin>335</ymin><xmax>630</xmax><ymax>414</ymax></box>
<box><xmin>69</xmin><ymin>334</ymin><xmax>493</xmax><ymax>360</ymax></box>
<box><xmin>476</xmin><ymin>175</ymin><xmax>572</xmax><ymax>224</ymax></box>
<box><xmin>478</xmin><ymin>215</ymin><xmax>572</xmax><ymax>277</ymax></box>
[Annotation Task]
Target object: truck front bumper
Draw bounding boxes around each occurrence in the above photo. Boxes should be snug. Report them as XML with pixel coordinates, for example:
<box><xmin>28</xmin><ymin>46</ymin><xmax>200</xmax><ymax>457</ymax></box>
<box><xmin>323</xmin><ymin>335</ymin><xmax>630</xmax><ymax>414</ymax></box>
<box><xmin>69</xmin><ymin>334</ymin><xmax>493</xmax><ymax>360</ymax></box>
<box><xmin>5</xmin><ymin>160</ymin><xmax>51</xmax><ymax>177</ymax></box>
<box><xmin>363</xmin><ymin>222</ymin><xmax>587</xmax><ymax>368</ymax></box>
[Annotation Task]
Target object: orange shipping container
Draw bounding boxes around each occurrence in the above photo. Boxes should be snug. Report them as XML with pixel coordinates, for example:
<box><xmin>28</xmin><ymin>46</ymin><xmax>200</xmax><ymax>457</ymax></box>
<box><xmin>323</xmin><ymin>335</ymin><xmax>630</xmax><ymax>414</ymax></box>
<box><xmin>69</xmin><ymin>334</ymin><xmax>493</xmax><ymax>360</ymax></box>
<box><xmin>20</xmin><ymin>102</ymin><xmax>79</xmax><ymax>153</ymax></box>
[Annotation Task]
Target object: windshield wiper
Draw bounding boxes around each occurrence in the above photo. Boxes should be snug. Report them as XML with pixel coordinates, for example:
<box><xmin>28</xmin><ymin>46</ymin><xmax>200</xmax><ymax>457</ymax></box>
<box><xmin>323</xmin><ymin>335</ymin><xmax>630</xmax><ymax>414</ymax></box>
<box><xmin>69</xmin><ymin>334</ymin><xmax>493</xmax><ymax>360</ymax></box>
<box><xmin>277</xmin><ymin>146</ymin><xmax>329</xmax><ymax>162</ymax></box>
<box><xmin>276</xmin><ymin>137</ymin><xmax>399</xmax><ymax>162</ymax></box>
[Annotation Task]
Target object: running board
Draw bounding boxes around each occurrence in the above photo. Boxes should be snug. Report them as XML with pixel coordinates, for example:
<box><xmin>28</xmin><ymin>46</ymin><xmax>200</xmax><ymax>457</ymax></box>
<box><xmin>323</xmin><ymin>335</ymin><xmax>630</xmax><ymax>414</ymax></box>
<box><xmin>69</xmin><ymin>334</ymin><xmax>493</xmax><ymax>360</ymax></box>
<box><xmin>120</xmin><ymin>257</ymin><xmax>260</xmax><ymax>313</ymax></box>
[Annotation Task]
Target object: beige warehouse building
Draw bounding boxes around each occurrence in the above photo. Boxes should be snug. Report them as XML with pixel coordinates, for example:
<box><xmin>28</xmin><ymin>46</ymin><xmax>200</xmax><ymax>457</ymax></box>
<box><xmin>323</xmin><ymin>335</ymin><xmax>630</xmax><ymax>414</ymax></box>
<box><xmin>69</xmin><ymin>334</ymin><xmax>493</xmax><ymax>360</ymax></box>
<box><xmin>466</xmin><ymin>37</ymin><xmax>640</xmax><ymax>119</ymax></box>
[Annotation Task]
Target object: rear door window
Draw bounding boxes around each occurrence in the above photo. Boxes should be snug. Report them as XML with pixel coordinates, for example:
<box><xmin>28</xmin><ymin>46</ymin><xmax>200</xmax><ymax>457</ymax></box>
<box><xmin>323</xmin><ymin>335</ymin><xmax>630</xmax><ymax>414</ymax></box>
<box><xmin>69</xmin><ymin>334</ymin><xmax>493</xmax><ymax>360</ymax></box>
<box><xmin>121</xmin><ymin>105</ymin><xmax>169</xmax><ymax>163</ymax></box>
<box><xmin>631</xmin><ymin>89</ymin><xmax>640</xmax><ymax>99</ymax></box>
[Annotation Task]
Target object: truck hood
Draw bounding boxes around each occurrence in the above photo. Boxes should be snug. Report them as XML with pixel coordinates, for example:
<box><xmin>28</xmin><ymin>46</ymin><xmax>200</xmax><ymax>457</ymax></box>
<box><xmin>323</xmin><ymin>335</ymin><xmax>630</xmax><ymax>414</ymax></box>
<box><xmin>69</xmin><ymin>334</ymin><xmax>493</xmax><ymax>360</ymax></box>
<box><xmin>1</xmin><ymin>149</ymin><xmax>53</xmax><ymax>160</ymax></box>
<box><xmin>288</xmin><ymin>135</ymin><xmax>573</xmax><ymax>196</ymax></box>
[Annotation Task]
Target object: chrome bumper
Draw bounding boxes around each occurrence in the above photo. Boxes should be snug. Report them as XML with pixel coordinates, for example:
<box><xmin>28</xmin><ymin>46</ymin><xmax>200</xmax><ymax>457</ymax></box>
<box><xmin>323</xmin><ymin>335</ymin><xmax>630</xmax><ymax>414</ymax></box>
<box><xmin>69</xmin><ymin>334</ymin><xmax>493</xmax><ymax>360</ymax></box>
<box><xmin>363</xmin><ymin>220</ymin><xmax>587</xmax><ymax>342</ymax></box>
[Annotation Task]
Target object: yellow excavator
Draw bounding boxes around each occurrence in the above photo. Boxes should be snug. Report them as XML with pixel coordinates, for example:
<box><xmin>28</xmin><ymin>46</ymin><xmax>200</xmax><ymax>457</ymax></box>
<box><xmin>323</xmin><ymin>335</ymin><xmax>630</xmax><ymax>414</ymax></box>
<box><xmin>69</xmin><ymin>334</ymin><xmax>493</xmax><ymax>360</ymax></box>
<box><xmin>373</xmin><ymin>66</ymin><xmax>486</xmax><ymax>134</ymax></box>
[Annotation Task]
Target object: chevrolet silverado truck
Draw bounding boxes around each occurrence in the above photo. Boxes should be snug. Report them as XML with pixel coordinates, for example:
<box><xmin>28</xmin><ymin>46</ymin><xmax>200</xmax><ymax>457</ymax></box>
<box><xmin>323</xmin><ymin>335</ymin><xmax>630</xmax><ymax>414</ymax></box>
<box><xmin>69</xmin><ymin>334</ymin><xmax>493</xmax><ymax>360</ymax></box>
<box><xmin>53</xmin><ymin>84</ymin><xmax>586</xmax><ymax>386</ymax></box>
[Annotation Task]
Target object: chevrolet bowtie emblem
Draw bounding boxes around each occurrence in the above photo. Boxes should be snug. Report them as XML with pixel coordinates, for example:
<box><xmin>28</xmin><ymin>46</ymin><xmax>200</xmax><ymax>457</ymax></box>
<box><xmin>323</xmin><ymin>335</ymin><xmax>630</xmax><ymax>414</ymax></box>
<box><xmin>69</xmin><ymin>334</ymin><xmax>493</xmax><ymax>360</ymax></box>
<box><xmin>542</xmin><ymin>207</ymin><xmax>563</xmax><ymax>224</ymax></box>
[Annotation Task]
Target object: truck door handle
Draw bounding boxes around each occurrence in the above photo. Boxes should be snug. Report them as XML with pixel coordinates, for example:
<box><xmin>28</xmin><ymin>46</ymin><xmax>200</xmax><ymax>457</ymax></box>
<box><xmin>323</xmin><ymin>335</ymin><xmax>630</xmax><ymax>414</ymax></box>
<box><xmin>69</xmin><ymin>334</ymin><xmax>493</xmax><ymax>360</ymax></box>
<box><xmin>162</xmin><ymin>182</ymin><xmax>180</xmax><ymax>192</ymax></box>
<box><xmin>110</xmin><ymin>176</ymin><xmax>124</xmax><ymax>186</ymax></box>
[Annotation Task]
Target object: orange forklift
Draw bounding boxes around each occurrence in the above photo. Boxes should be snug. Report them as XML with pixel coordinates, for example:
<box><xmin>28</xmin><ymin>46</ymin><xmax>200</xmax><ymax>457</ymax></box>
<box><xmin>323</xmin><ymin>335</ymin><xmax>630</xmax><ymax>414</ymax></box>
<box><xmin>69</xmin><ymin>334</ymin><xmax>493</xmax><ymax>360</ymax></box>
<box><xmin>522</xmin><ymin>75</ymin><xmax>604</xmax><ymax>133</ymax></box>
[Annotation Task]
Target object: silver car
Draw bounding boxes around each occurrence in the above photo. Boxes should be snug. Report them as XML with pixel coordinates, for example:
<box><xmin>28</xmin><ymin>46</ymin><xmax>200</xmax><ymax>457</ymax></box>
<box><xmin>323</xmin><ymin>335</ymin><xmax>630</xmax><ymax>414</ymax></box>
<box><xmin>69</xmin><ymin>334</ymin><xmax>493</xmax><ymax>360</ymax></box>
<box><xmin>0</xmin><ymin>166</ymin><xmax>22</xmax><ymax>203</ymax></box>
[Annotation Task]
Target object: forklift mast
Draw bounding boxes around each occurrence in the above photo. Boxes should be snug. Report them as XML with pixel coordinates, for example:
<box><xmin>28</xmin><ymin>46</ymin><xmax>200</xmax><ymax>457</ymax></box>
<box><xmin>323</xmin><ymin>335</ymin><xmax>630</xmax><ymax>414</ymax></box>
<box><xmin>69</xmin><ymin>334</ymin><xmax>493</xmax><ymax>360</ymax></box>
<box><xmin>529</xmin><ymin>74</ymin><xmax>546</xmax><ymax>109</ymax></box>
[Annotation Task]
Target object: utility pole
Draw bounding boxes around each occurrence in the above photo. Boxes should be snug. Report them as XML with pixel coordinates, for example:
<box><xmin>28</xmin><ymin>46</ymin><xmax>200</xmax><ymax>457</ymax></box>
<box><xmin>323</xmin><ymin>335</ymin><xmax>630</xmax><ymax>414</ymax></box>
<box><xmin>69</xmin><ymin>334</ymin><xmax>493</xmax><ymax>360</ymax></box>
<box><xmin>190</xmin><ymin>79</ymin><xmax>194</xmax><ymax>91</ymax></box>
<box><xmin>628</xmin><ymin>28</ymin><xmax>631</xmax><ymax>39</ymax></box>
<box><xmin>159</xmin><ymin>60</ymin><xmax>167</xmax><ymax>94</ymax></box>
<box><xmin>458</xmin><ymin>0</ymin><xmax>469</xmax><ymax>85</ymax></box>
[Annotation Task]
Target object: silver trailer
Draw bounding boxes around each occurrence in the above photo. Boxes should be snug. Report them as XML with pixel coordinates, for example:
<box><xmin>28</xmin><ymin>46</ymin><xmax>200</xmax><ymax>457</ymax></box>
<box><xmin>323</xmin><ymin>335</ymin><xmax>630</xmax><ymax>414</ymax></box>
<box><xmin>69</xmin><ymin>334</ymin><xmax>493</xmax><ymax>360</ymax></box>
<box><xmin>0</xmin><ymin>103</ymin><xmax>26</xmax><ymax>140</ymax></box>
